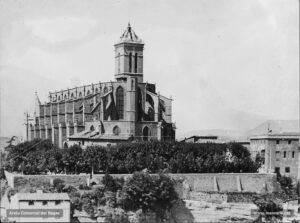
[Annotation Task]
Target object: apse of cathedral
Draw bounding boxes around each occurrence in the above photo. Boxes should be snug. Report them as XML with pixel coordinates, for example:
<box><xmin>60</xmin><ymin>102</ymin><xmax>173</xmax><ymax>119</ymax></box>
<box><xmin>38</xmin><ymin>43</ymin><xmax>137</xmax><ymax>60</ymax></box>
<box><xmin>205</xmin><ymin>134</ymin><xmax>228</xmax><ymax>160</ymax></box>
<box><xmin>28</xmin><ymin>24</ymin><xmax>176</xmax><ymax>148</ymax></box>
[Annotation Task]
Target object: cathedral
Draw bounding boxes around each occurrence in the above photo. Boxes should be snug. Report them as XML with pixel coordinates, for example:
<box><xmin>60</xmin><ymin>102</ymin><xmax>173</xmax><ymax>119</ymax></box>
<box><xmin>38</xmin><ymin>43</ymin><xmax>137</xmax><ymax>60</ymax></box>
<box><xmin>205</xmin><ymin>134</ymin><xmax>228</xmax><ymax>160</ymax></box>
<box><xmin>28</xmin><ymin>24</ymin><xmax>176</xmax><ymax>148</ymax></box>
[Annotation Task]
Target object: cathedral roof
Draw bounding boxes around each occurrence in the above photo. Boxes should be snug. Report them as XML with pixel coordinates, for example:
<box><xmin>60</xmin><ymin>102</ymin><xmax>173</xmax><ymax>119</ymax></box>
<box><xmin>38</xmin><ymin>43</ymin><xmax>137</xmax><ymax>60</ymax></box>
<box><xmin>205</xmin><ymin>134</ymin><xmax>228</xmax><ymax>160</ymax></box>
<box><xmin>118</xmin><ymin>23</ymin><xmax>143</xmax><ymax>44</ymax></box>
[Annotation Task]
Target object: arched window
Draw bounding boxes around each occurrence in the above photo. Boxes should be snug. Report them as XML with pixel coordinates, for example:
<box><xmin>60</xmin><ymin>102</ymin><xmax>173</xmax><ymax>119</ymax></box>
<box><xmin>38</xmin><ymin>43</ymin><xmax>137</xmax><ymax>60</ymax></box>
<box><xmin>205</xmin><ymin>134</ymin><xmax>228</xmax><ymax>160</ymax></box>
<box><xmin>58</xmin><ymin>96</ymin><xmax>61</xmax><ymax>101</ymax></box>
<box><xmin>129</xmin><ymin>52</ymin><xmax>132</xmax><ymax>73</ymax></box>
<box><xmin>137</xmin><ymin>87</ymin><xmax>143</xmax><ymax>121</ymax></box>
<box><xmin>71</xmin><ymin>93</ymin><xmax>74</xmax><ymax>99</ymax></box>
<box><xmin>64</xmin><ymin>95</ymin><xmax>68</xmax><ymax>100</ymax></box>
<box><xmin>113</xmin><ymin>126</ymin><xmax>121</xmax><ymax>135</ymax></box>
<box><xmin>79</xmin><ymin>92</ymin><xmax>82</xmax><ymax>98</ymax></box>
<box><xmin>118</xmin><ymin>53</ymin><xmax>121</xmax><ymax>74</ymax></box>
<box><xmin>134</xmin><ymin>53</ymin><xmax>138</xmax><ymax>73</ymax></box>
<box><xmin>87</xmin><ymin>90</ymin><xmax>90</xmax><ymax>95</ymax></box>
<box><xmin>95</xmin><ymin>88</ymin><xmax>98</xmax><ymax>93</ymax></box>
<box><xmin>90</xmin><ymin>125</ymin><xmax>95</xmax><ymax>132</ymax></box>
<box><xmin>63</xmin><ymin>142</ymin><xmax>68</xmax><ymax>149</ymax></box>
<box><xmin>143</xmin><ymin>126</ymin><xmax>149</xmax><ymax>141</ymax></box>
<box><xmin>116</xmin><ymin>86</ymin><xmax>124</xmax><ymax>119</ymax></box>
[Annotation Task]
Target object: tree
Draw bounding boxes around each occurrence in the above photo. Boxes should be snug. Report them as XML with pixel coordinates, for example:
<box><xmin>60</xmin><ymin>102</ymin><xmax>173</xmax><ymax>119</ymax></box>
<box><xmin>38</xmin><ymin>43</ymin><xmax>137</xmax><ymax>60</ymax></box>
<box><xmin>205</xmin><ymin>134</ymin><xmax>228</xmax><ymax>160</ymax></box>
<box><xmin>61</xmin><ymin>145</ymin><xmax>83</xmax><ymax>174</ymax></box>
<box><xmin>120</xmin><ymin>172</ymin><xmax>178</xmax><ymax>218</ymax></box>
<box><xmin>83</xmin><ymin>146</ymin><xmax>107</xmax><ymax>174</ymax></box>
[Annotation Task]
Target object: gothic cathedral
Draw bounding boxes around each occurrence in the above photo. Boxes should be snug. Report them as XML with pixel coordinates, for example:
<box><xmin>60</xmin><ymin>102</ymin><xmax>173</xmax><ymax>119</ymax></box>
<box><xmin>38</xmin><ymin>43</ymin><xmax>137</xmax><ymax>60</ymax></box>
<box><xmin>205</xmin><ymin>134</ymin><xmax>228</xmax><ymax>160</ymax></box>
<box><xmin>28</xmin><ymin>24</ymin><xmax>176</xmax><ymax>148</ymax></box>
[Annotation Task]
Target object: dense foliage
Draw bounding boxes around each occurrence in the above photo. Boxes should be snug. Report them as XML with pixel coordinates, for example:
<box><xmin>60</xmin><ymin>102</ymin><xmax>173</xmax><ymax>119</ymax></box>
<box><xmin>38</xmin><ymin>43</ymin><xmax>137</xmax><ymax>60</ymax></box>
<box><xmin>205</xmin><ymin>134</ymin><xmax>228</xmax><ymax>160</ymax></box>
<box><xmin>4</xmin><ymin>139</ymin><xmax>261</xmax><ymax>174</ymax></box>
<box><xmin>119</xmin><ymin>172</ymin><xmax>178</xmax><ymax>217</ymax></box>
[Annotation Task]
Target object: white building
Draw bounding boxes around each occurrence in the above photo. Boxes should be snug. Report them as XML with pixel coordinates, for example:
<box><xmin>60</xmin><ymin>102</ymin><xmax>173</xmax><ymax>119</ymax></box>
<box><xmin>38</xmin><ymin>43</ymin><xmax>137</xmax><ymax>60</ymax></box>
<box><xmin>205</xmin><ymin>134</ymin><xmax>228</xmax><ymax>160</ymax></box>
<box><xmin>5</xmin><ymin>190</ymin><xmax>70</xmax><ymax>222</ymax></box>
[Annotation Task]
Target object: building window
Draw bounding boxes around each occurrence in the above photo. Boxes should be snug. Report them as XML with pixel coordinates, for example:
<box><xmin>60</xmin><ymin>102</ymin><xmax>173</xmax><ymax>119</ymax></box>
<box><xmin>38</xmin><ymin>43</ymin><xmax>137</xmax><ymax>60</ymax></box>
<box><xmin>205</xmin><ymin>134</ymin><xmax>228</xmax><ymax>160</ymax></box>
<box><xmin>283</xmin><ymin>151</ymin><xmax>286</xmax><ymax>158</ymax></box>
<box><xmin>113</xmin><ymin>126</ymin><xmax>121</xmax><ymax>135</ymax></box>
<box><xmin>79</xmin><ymin>92</ymin><xmax>82</xmax><ymax>98</ymax></box>
<box><xmin>285</xmin><ymin>167</ymin><xmax>290</xmax><ymax>173</ymax></box>
<box><xmin>134</xmin><ymin>53</ymin><xmax>138</xmax><ymax>73</ymax></box>
<box><xmin>90</xmin><ymin>125</ymin><xmax>95</xmax><ymax>132</ymax></box>
<box><xmin>42</xmin><ymin>201</ymin><xmax>48</xmax><ymax>205</ymax></box>
<box><xmin>116</xmin><ymin>87</ymin><xmax>124</xmax><ymax>119</ymax></box>
<box><xmin>275</xmin><ymin>167</ymin><xmax>280</xmax><ymax>175</ymax></box>
<box><xmin>275</xmin><ymin>151</ymin><xmax>280</xmax><ymax>161</ymax></box>
<box><xmin>129</xmin><ymin>52</ymin><xmax>132</xmax><ymax>72</ymax></box>
<box><xmin>29</xmin><ymin>201</ymin><xmax>34</xmax><ymax>205</ymax></box>
<box><xmin>87</xmin><ymin>90</ymin><xmax>90</xmax><ymax>95</ymax></box>
<box><xmin>288</xmin><ymin>140</ymin><xmax>291</xmax><ymax>145</ymax></box>
<box><xmin>55</xmin><ymin>201</ymin><xmax>61</xmax><ymax>205</ymax></box>
<box><xmin>292</xmin><ymin>151</ymin><xmax>295</xmax><ymax>158</ymax></box>
<box><xmin>276</xmin><ymin>140</ymin><xmax>280</xmax><ymax>144</ymax></box>
<box><xmin>64</xmin><ymin>95</ymin><xmax>67</xmax><ymax>100</ymax></box>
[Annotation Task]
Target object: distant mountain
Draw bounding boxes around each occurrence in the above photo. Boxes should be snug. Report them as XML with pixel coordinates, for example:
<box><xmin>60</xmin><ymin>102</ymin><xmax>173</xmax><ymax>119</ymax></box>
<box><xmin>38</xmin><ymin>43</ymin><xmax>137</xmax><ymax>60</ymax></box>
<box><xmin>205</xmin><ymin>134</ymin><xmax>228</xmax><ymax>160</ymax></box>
<box><xmin>178</xmin><ymin>120</ymin><xmax>299</xmax><ymax>142</ymax></box>
<box><xmin>177</xmin><ymin>129</ymin><xmax>247</xmax><ymax>142</ymax></box>
<box><xmin>176</xmin><ymin>109</ymin><xmax>271</xmax><ymax>141</ymax></box>
<box><xmin>246</xmin><ymin>120</ymin><xmax>299</xmax><ymax>136</ymax></box>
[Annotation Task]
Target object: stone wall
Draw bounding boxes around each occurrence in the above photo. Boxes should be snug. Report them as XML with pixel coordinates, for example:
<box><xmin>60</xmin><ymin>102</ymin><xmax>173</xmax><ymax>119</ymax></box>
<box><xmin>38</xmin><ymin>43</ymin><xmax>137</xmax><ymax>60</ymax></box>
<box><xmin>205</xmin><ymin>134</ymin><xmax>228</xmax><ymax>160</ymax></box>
<box><xmin>6</xmin><ymin>172</ymin><xmax>279</xmax><ymax>195</ymax></box>
<box><xmin>169</xmin><ymin>173</ymin><xmax>279</xmax><ymax>193</ymax></box>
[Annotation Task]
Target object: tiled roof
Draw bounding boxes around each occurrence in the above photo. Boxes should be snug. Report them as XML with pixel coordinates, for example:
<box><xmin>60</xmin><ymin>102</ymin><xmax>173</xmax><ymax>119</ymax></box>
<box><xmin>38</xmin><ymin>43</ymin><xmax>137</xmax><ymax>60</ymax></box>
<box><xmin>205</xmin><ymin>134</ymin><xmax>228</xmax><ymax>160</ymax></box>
<box><xmin>17</xmin><ymin>192</ymin><xmax>70</xmax><ymax>201</ymax></box>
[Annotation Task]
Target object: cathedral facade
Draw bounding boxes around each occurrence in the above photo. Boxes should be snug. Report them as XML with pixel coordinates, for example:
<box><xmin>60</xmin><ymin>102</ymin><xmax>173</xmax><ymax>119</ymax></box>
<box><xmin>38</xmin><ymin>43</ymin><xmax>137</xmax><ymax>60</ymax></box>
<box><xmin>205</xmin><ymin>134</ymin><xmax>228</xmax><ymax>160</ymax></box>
<box><xmin>28</xmin><ymin>24</ymin><xmax>176</xmax><ymax>148</ymax></box>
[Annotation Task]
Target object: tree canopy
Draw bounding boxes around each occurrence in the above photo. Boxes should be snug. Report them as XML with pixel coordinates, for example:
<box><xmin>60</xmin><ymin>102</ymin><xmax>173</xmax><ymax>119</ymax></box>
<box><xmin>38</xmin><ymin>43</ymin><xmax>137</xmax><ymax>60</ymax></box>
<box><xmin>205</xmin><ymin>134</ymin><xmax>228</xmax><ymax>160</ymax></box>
<box><xmin>4</xmin><ymin>139</ymin><xmax>261</xmax><ymax>175</ymax></box>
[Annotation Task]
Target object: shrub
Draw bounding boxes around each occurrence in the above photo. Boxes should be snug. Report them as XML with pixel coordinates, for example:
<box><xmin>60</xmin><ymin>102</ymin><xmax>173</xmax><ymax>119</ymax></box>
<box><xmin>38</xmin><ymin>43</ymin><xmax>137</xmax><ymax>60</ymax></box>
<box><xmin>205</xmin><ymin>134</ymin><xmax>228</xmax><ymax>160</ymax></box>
<box><xmin>53</xmin><ymin>178</ymin><xmax>65</xmax><ymax>192</ymax></box>
<box><xmin>102</xmin><ymin>173</ymin><xmax>124</xmax><ymax>192</ymax></box>
<box><xmin>120</xmin><ymin>172</ymin><xmax>178</xmax><ymax>217</ymax></box>
<box><xmin>79</xmin><ymin>183</ymin><xmax>91</xmax><ymax>190</ymax></box>
<box><xmin>276</xmin><ymin>175</ymin><xmax>298</xmax><ymax>200</ymax></box>
<box><xmin>252</xmin><ymin>194</ymin><xmax>283</xmax><ymax>221</ymax></box>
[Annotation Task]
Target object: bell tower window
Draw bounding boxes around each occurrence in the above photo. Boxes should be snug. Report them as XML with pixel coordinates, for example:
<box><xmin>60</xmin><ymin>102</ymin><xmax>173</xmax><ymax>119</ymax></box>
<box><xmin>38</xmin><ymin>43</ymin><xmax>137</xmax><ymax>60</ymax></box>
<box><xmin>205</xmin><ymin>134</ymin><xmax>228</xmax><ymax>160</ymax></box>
<box><xmin>134</xmin><ymin>53</ymin><xmax>138</xmax><ymax>73</ymax></box>
<box><xmin>129</xmin><ymin>52</ymin><xmax>132</xmax><ymax>73</ymax></box>
<box><xmin>116</xmin><ymin>86</ymin><xmax>124</xmax><ymax>119</ymax></box>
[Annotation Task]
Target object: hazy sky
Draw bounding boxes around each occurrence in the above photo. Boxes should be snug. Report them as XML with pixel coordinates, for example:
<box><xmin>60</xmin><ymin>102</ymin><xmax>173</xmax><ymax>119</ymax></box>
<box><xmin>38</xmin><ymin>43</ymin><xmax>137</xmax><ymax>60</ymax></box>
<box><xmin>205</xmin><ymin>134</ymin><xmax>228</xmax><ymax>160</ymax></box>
<box><xmin>0</xmin><ymin>0</ymin><xmax>299</xmax><ymax>138</ymax></box>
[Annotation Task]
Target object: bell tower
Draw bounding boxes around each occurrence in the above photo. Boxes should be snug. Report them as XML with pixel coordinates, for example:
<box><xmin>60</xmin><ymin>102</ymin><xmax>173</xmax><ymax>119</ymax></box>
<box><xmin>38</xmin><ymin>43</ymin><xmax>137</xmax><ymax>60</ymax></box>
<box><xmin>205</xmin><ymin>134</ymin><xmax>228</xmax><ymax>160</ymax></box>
<box><xmin>114</xmin><ymin>23</ymin><xmax>144</xmax><ymax>83</ymax></box>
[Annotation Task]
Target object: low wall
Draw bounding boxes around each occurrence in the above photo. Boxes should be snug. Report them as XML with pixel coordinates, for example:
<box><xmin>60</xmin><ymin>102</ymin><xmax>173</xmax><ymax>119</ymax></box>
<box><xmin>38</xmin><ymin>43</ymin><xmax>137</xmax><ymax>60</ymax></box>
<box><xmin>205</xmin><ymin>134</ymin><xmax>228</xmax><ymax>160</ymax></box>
<box><xmin>172</xmin><ymin>173</ymin><xmax>279</xmax><ymax>193</ymax></box>
<box><xmin>5</xmin><ymin>172</ymin><xmax>279</xmax><ymax>194</ymax></box>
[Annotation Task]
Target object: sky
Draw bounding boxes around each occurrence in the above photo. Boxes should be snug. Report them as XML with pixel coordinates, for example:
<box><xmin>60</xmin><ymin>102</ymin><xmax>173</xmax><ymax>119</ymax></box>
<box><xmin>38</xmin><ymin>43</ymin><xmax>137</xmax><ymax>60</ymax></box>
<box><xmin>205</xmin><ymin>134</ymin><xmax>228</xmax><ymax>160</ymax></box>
<box><xmin>0</xmin><ymin>0</ymin><xmax>299</xmax><ymax>139</ymax></box>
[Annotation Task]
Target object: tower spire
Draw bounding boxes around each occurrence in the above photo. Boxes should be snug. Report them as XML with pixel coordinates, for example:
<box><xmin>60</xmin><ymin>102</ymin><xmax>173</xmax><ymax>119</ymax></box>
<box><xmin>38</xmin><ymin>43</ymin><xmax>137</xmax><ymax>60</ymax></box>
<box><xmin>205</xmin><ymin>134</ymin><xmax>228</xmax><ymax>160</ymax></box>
<box><xmin>115</xmin><ymin>24</ymin><xmax>144</xmax><ymax>83</ymax></box>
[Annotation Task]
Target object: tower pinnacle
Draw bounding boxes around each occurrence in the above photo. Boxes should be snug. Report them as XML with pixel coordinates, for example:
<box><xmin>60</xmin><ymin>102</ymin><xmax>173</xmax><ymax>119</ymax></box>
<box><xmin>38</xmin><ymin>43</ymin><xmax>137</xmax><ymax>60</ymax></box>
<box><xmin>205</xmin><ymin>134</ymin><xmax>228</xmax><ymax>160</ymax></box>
<box><xmin>115</xmin><ymin>24</ymin><xmax>144</xmax><ymax>83</ymax></box>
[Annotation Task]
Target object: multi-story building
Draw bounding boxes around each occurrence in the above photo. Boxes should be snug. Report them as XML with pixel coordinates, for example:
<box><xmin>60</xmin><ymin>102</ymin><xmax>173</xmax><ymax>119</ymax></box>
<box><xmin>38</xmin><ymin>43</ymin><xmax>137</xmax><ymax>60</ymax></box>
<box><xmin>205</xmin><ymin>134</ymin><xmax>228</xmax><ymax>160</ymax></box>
<box><xmin>249</xmin><ymin>133</ymin><xmax>299</xmax><ymax>180</ymax></box>
<box><xmin>5</xmin><ymin>190</ymin><xmax>70</xmax><ymax>222</ymax></box>
<box><xmin>27</xmin><ymin>24</ymin><xmax>176</xmax><ymax>148</ymax></box>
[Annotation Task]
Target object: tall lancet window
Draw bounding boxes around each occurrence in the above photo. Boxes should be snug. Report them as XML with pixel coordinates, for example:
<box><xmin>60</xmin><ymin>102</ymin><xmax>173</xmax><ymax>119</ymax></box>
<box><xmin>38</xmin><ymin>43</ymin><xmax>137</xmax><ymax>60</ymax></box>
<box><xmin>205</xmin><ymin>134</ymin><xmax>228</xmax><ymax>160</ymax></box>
<box><xmin>129</xmin><ymin>52</ymin><xmax>132</xmax><ymax>73</ymax></box>
<box><xmin>118</xmin><ymin>53</ymin><xmax>120</xmax><ymax>74</ymax></box>
<box><xmin>134</xmin><ymin>53</ymin><xmax>138</xmax><ymax>73</ymax></box>
<box><xmin>116</xmin><ymin>86</ymin><xmax>124</xmax><ymax>119</ymax></box>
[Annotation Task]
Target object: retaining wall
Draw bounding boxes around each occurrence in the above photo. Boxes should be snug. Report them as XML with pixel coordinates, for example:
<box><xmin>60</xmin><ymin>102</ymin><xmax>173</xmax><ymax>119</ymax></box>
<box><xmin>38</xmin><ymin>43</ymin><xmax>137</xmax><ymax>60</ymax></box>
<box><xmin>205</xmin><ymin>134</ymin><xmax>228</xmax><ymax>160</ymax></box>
<box><xmin>5</xmin><ymin>171</ymin><xmax>279</xmax><ymax>194</ymax></box>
